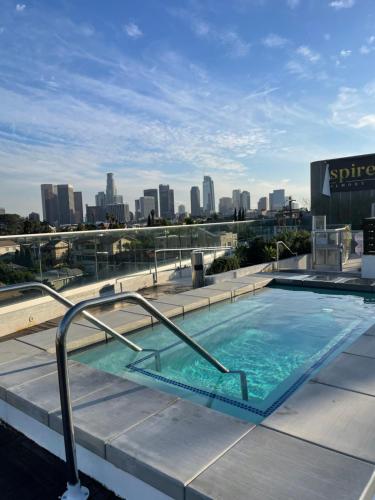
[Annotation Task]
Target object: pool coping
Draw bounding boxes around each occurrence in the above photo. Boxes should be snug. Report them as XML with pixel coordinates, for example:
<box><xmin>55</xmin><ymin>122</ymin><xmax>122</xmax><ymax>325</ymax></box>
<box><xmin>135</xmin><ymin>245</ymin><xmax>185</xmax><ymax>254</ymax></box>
<box><xmin>0</xmin><ymin>272</ymin><xmax>375</xmax><ymax>499</ymax></box>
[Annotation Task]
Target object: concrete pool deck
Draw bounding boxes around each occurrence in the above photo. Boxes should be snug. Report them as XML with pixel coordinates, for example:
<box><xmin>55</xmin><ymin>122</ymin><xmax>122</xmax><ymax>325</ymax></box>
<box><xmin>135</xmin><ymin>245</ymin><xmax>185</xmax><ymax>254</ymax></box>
<box><xmin>0</xmin><ymin>273</ymin><xmax>374</xmax><ymax>499</ymax></box>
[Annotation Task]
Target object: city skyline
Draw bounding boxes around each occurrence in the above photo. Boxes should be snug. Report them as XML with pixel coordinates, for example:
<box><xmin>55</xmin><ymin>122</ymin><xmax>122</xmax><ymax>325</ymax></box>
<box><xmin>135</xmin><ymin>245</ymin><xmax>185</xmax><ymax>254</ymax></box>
<box><xmin>2</xmin><ymin>0</ymin><xmax>375</xmax><ymax>214</ymax></box>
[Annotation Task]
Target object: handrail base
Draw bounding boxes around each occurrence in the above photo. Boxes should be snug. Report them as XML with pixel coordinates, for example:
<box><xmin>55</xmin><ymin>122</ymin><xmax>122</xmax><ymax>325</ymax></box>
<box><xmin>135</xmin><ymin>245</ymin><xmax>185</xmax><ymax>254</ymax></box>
<box><xmin>62</xmin><ymin>482</ymin><xmax>89</xmax><ymax>499</ymax></box>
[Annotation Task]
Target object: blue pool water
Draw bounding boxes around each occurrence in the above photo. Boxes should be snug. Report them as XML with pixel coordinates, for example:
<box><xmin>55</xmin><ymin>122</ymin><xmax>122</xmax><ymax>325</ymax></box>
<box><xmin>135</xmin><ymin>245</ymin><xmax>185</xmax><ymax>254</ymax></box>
<box><xmin>72</xmin><ymin>286</ymin><xmax>375</xmax><ymax>423</ymax></box>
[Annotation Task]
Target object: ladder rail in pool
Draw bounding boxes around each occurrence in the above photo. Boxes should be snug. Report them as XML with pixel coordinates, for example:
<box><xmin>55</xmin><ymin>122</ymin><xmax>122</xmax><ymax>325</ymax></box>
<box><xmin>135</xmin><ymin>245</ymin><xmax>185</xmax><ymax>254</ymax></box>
<box><xmin>55</xmin><ymin>291</ymin><xmax>249</xmax><ymax>499</ymax></box>
<box><xmin>0</xmin><ymin>282</ymin><xmax>142</xmax><ymax>352</ymax></box>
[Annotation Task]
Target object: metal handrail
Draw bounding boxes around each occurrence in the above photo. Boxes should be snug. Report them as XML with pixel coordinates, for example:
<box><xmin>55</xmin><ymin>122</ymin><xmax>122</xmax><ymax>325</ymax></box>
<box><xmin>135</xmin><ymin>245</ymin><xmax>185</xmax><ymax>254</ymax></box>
<box><xmin>0</xmin><ymin>282</ymin><xmax>141</xmax><ymax>353</ymax></box>
<box><xmin>276</xmin><ymin>241</ymin><xmax>297</xmax><ymax>271</ymax></box>
<box><xmin>56</xmin><ymin>291</ymin><xmax>249</xmax><ymax>498</ymax></box>
<box><xmin>154</xmin><ymin>246</ymin><xmax>233</xmax><ymax>282</ymax></box>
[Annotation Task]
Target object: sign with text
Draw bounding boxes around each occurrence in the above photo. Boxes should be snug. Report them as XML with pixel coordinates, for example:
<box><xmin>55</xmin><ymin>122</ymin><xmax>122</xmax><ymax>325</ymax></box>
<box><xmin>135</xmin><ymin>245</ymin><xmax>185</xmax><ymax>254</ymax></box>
<box><xmin>326</xmin><ymin>155</ymin><xmax>375</xmax><ymax>192</ymax></box>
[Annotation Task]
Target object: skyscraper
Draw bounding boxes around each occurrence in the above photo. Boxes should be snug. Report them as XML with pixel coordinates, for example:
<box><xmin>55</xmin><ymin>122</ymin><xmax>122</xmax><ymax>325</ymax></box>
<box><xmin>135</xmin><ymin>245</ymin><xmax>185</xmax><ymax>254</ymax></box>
<box><xmin>57</xmin><ymin>184</ymin><xmax>75</xmax><ymax>225</ymax></box>
<box><xmin>74</xmin><ymin>191</ymin><xmax>83</xmax><ymax>223</ymax></box>
<box><xmin>190</xmin><ymin>186</ymin><xmax>201</xmax><ymax>217</ymax></box>
<box><xmin>219</xmin><ymin>197</ymin><xmax>233</xmax><ymax>216</ymax></box>
<box><xmin>232</xmin><ymin>189</ymin><xmax>241</xmax><ymax>211</ymax></box>
<box><xmin>258</xmin><ymin>196</ymin><xmax>268</xmax><ymax>212</ymax></box>
<box><xmin>106</xmin><ymin>173</ymin><xmax>117</xmax><ymax>205</ymax></box>
<box><xmin>144</xmin><ymin>189</ymin><xmax>159</xmax><ymax>217</ymax></box>
<box><xmin>41</xmin><ymin>184</ymin><xmax>58</xmax><ymax>224</ymax></box>
<box><xmin>269</xmin><ymin>189</ymin><xmax>286</xmax><ymax>210</ymax></box>
<box><xmin>139</xmin><ymin>196</ymin><xmax>155</xmax><ymax>219</ymax></box>
<box><xmin>95</xmin><ymin>192</ymin><xmax>106</xmax><ymax>207</ymax></box>
<box><xmin>203</xmin><ymin>176</ymin><xmax>215</xmax><ymax>214</ymax></box>
<box><xmin>241</xmin><ymin>191</ymin><xmax>251</xmax><ymax>211</ymax></box>
<box><xmin>159</xmin><ymin>184</ymin><xmax>175</xmax><ymax>219</ymax></box>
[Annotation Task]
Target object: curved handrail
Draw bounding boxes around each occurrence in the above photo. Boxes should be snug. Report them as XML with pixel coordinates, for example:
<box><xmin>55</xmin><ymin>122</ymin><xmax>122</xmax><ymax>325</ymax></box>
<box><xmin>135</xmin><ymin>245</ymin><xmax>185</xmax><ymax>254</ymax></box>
<box><xmin>0</xmin><ymin>282</ymin><xmax>141</xmax><ymax>352</ymax></box>
<box><xmin>276</xmin><ymin>241</ymin><xmax>297</xmax><ymax>271</ymax></box>
<box><xmin>56</xmin><ymin>291</ymin><xmax>249</xmax><ymax>497</ymax></box>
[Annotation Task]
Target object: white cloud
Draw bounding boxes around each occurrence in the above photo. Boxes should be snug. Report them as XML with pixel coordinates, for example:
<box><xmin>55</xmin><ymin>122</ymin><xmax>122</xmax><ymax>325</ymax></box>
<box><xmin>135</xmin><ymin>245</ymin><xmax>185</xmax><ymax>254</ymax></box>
<box><xmin>340</xmin><ymin>49</ymin><xmax>351</xmax><ymax>57</ymax></box>
<box><xmin>262</xmin><ymin>33</ymin><xmax>288</xmax><ymax>48</ymax></box>
<box><xmin>329</xmin><ymin>0</ymin><xmax>355</xmax><ymax>9</ymax></box>
<box><xmin>175</xmin><ymin>10</ymin><xmax>250</xmax><ymax>58</ymax></box>
<box><xmin>331</xmin><ymin>85</ymin><xmax>375</xmax><ymax>130</ymax></box>
<box><xmin>287</xmin><ymin>0</ymin><xmax>300</xmax><ymax>8</ymax></box>
<box><xmin>360</xmin><ymin>36</ymin><xmax>375</xmax><ymax>55</ymax></box>
<box><xmin>15</xmin><ymin>4</ymin><xmax>26</xmax><ymax>12</ymax></box>
<box><xmin>324</xmin><ymin>33</ymin><xmax>331</xmax><ymax>41</ymax></box>
<box><xmin>123</xmin><ymin>22</ymin><xmax>143</xmax><ymax>39</ymax></box>
<box><xmin>296</xmin><ymin>45</ymin><xmax>320</xmax><ymax>62</ymax></box>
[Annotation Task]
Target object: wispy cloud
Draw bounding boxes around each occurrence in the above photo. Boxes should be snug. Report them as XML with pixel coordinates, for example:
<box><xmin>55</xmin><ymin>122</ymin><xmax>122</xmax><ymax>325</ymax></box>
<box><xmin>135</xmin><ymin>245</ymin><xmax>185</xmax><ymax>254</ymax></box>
<box><xmin>331</xmin><ymin>85</ymin><xmax>375</xmax><ymax>129</ymax></box>
<box><xmin>340</xmin><ymin>49</ymin><xmax>351</xmax><ymax>57</ymax></box>
<box><xmin>123</xmin><ymin>22</ymin><xmax>143</xmax><ymax>39</ymax></box>
<box><xmin>173</xmin><ymin>10</ymin><xmax>250</xmax><ymax>58</ymax></box>
<box><xmin>360</xmin><ymin>36</ymin><xmax>375</xmax><ymax>55</ymax></box>
<box><xmin>287</xmin><ymin>0</ymin><xmax>300</xmax><ymax>8</ymax></box>
<box><xmin>296</xmin><ymin>45</ymin><xmax>320</xmax><ymax>62</ymax></box>
<box><xmin>329</xmin><ymin>0</ymin><xmax>355</xmax><ymax>9</ymax></box>
<box><xmin>15</xmin><ymin>3</ymin><xmax>26</xmax><ymax>12</ymax></box>
<box><xmin>262</xmin><ymin>33</ymin><xmax>288</xmax><ymax>48</ymax></box>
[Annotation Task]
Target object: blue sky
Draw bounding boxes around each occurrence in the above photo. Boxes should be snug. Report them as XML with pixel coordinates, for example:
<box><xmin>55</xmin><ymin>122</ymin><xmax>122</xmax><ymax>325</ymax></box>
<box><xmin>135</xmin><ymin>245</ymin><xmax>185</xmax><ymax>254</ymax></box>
<box><xmin>1</xmin><ymin>0</ymin><xmax>375</xmax><ymax>215</ymax></box>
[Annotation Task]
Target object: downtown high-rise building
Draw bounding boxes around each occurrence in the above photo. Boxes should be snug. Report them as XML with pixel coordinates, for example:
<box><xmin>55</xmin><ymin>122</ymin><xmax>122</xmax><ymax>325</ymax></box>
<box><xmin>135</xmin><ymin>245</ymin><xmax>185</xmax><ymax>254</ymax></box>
<box><xmin>95</xmin><ymin>192</ymin><xmax>106</xmax><ymax>207</ymax></box>
<box><xmin>139</xmin><ymin>196</ymin><xmax>155</xmax><ymax>219</ymax></box>
<box><xmin>241</xmin><ymin>191</ymin><xmax>251</xmax><ymax>211</ymax></box>
<box><xmin>232</xmin><ymin>189</ymin><xmax>241</xmax><ymax>211</ymax></box>
<box><xmin>219</xmin><ymin>197</ymin><xmax>233</xmax><ymax>216</ymax></box>
<box><xmin>57</xmin><ymin>184</ymin><xmax>75</xmax><ymax>225</ymax></box>
<box><xmin>41</xmin><ymin>184</ymin><xmax>58</xmax><ymax>224</ymax></box>
<box><xmin>203</xmin><ymin>176</ymin><xmax>215</xmax><ymax>214</ymax></box>
<box><xmin>159</xmin><ymin>184</ymin><xmax>175</xmax><ymax>219</ymax></box>
<box><xmin>258</xmin><ymin>196</ymin><xmax>269</xmax><ymax>212</ymax></box>
<box><xmin>269</xmin><ymin>189</ymin><xmax>286</xmax><ymax>211</ymax></box>
<box><xmin>190</xmin><ymin>186</ymin><xmax>201</xmax><ymax>217</ymax></box>
<box><xmin>106</xmin><ymin>173</ymin><xmax>117</xmax><ymax>205</ymax></box>
<box><xmin>144</xmin><ymin>189</ymin><xmax>159</xmax><ymax>217</ymax></box>
<box><xmin>74</xmin><ymin>191</ymin><xmax>84</xmax><ymax>223</ymax></box>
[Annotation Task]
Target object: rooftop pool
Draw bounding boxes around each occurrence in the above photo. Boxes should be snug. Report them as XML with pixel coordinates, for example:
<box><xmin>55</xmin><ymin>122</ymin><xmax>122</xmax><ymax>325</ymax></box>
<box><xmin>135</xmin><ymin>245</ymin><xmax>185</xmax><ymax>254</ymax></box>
<box><xmin>72</xmin><ymin>285</ymin><xmax>375</xmax><ymax>423</ymax></box>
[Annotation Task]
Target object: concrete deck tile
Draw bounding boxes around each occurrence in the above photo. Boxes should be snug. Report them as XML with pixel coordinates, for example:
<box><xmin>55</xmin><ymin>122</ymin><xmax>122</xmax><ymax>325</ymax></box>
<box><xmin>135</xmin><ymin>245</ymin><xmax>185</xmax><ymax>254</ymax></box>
<box><xmin>364</xmin><ymin>324</ymin><xmax>375</xmax><ymax>336</ymax></box>
<box><xmin>181</xmin><ymin>287</ymin><xmax>232</xmax><ymax>304</ymax></box>
<box><xmin>98</xmin><ymin>310</ymin><xmax>152</xmax><ymax>333</ymax></box>
<box><xmin>121</xmin><ymin>300</ymin><xmax>184</xmax><ymax>319</ymax></box>
<box><xmin>118</xmin><ymin>304</ymin><xmax>153</xmax><ymax>317</ymax></box>
<box><xmin>152</xmin><ymin>294</ymin><xmax>209</xmax><ymax>313</ymax></box>
<box><xmin>313</xmin><ymin>352</ymin><xmax>375</xmax><ymax>396</ymax></box>
<box><xmin>207</xmin><ymin>281</ymin><xmax>254</xmax><ymax>296</ymax></box>
<box><xmin>106</xmin><ymin>399</ymin><xmax>253</xmax><ymax>500</ymax></box>
<box><xmin>0</xmin><ymin>340</ymin><xmax>42</xmax><ymax>365</ymax></box>
<box><xmin>345</xmin><ymin>335</ymin><xmax>375</xmax><ymax>358</ymax></box>
<box><xmin>6</xmin><ymin>362</ymin><xmax>118</xmax><ymax>425</ymax></box>
<box><xmin>186</xmin><ymin>426</ymin><xmax>374</xmax><ymax>500</ymax></box>
<box><xmin>17</xmin><ymin>322</ymin><xmax>107</xmax><ymax>354</ymax></box>
<box><xmin>263</xmin><ymin>381</ymin><xmax>375</xmax><ymax>463</ymax></box>
<box><xmin>50</xmin><ymin>378</ymin><xmax>178</xmax><ymax>457</ymax></box>
<box><xmin>0</xmin><ymin>352</ymin><xmax>57</xmax><ymax>400</ymax></box>
<box><xmin>226</xmin><ymin>276</ymin><xmax>272</xmax><ymax>290</ymax></box>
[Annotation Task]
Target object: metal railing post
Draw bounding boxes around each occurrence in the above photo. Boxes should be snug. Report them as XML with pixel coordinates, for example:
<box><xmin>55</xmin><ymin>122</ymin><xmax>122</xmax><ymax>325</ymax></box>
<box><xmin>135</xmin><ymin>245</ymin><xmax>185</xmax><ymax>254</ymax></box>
<box><xmin>53</xmin><ymin>290</ymin><xmax>250</xmax><ymax>497</ymax></box>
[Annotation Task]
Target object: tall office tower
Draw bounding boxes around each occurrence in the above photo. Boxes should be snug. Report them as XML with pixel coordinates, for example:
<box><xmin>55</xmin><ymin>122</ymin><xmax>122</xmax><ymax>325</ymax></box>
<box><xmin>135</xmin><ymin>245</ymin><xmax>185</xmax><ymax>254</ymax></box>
<box><xmin>0</xmin><ymin>208</ymin><xmax>5</xmax><ymax>215</ymax></box>
<box><xmin>144</xmin><ymin>189</ymin><xmax>159</xmax><ymax>217</ymax></box>
<box><xmin>178</xmin><ymin>204</ymin><xmax>186</xmax><ymax>215</ymax></box>
<box><xmin>134</xmin><ymin>199</ymin><xmax>141</xmax><ymax>221</ymax></box>
<box><xmin>41</xmin><ymin>184</ymin><xmax>58</xmax><ymax>224</ymax></box>
<box><xmin>168</xmin><ymin>189</ymin><xmax>175</xmax><ymax>218</ymax></box>
<box><xmin>203</xmin><ymin>176</ymin><xmax>215</xmax><ymax>214</ymax></box>
<box><xmin>139</xmin><ymin>196</ymin><xmax>155</xmax><ymax>219</ymax></box>
<box><xmin>28</xmin><ymin>212</ymin><xmax>40</xmax><ymax>222</ymax></box>
<box><xmin>241</xmin><ymin>190</ymin><xmax>251</xmax><ymax>211</ymax></box>
<box><xmin>258</xmin><ymin>196</ymin><xmax>269</xmax><ymax>212</ymax></box>
<box><xmin>74</xmin><ymin>191</ymin><xmax>84</xmax><ymax>223</ymax></box>
<box><xmin>57</xmin><ymin>184</ymin><xmax>75</xmax><ymax>225</ymax></box>
<box><xmin>95</xmin><ymin>191</ymin><xmax>106</xmax><ymax>207</ymax></box>
<box><xmin>219</xmin><ymin>197</ymin><xmax>233</xmax><ymax>216</ymax></box>
<box><xmin>106</xmin><ymin>172</ymin><xmax>117</xmax><ymax>205</ymax></box>
<box><xmin>113</xmin><ymin>194</ymin><xmax>123</xmax><ymax>204</ymax></box>
<box><xmin>159</xmin><ymin>184</ymin><xmax>174</xmax><ymax>219</ymax></box>
<box><xmin>190</xmin><ymin>186</ymin><xmax>201</xmax><ymax>217</ymax></box>
<box><xmin>232</xmin><ymin>189</ymin><xmax>241</xmax><ymax>211</ymax></box>
<box><xmin>270</xmin><ymin>189</ymin><xmax>286</xmax><ymax>210</ymax></box>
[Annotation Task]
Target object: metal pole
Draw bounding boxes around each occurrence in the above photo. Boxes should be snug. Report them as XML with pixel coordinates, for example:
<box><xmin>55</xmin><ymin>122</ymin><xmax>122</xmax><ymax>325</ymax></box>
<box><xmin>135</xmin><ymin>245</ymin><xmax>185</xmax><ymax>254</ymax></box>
<box><xmin>94</xmin><ymin>238</ymin><xmax>98</xmax><ymax>282</ymax></box>
<box><xmin>179</xmin><ymin>249</ymin><xmax>182</xmax><ymax>276</ymax></box>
